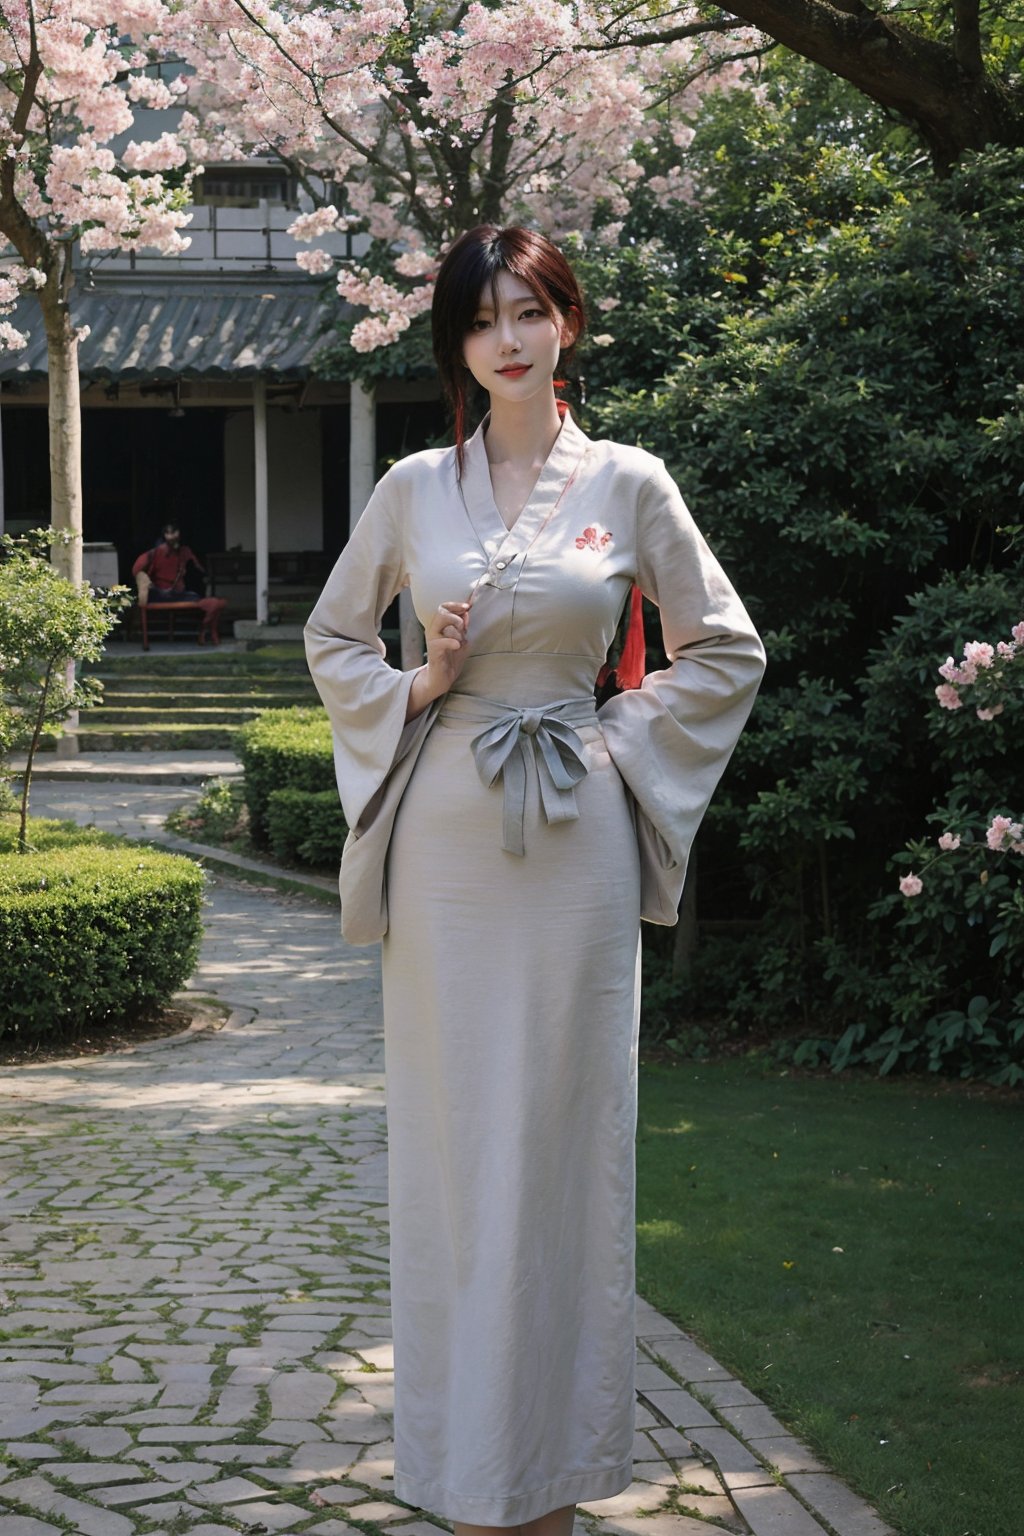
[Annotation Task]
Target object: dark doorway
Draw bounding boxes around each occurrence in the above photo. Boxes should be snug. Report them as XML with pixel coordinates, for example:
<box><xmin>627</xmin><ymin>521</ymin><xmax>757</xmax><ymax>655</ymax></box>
<box><xmin>0</xmin><ymin>404</ymin><xmax>226</xmax><ymax>583</ymax></box>
<box><xmin>84</xmin><ymin>409</ymin><xmax>225</xmax><ymax>582</ymax></box>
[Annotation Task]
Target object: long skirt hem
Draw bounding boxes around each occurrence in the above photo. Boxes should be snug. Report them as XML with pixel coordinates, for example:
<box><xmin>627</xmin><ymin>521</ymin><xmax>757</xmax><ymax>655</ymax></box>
<box><xmin>393</xmin><ymin>1458</ymin><xmax>633</xmax><ymax>1526</ymax></box>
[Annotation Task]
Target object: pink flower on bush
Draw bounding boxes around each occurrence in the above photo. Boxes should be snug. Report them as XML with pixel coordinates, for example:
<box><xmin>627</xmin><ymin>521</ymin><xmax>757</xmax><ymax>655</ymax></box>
<box><xmin>976</xmin><ymin>704</ymin><xmax>1004</xmax><ymax>721</ymax></box>
<box><xmin>937</xmin><ymin>833</ymin><xmax>961</xmax><ymax>851</ymax></box>
<box><xmin>1013</xmin><ymin>621</ymin><xmax>1024</xmax><ymax>645</ymax></box>
<box><xmin>935</xmin><ymin>683</ymin><xmax>962</xmax><ymax>710</ymax></box>
<box><xmin>899</xmin><ymin>872</ymin><xmax>923</xmax><ymax>897</ymax></box>
<box><xmin>963</xmin><ymin>641</ymin><xmax>995</xmax><ymax>669</ymax></box>
<box><xmin>986</xmin><ymin>816</ymin><xmax>1024</xmax><ymax>852</ymax></box>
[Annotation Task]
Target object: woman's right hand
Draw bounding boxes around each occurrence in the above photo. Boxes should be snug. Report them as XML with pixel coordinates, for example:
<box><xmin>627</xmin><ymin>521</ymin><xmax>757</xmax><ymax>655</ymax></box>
<box><xmin>407</xmin><ymin>600</ymin><xmax>472</xmax><ymax>719</ymax></box>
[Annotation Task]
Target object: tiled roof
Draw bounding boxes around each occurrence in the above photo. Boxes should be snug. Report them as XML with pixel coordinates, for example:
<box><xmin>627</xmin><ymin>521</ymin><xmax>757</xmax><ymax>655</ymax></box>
<box><xmin>0</xmin><ymin>274</ymin><xmax>345</xmax><ymax>381</ymax></box>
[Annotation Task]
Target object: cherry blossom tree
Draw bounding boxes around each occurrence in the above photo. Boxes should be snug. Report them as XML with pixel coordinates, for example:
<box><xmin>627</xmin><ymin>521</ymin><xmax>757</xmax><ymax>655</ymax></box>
<box><xmin>0</xmin><ymin>1</ymin><xmax>196</xmax><ymax>583</ymax></box>
<box><xmin>165</xmin><ymin>0</ymin><xmax>754</xmax><ymax>356</ymax></box>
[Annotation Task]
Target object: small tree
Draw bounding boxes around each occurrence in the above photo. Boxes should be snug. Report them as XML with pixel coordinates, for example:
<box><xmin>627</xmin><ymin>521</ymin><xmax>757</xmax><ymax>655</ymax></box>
<box><xmin>0</xmin><ymin>529</ymin><xmax>130</xmax><ymax>850</ymax></box>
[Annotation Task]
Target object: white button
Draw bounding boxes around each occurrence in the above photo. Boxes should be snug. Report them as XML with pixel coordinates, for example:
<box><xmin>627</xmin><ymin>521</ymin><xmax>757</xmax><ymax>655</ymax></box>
<box><xmin>495</xmin><ymin>560</ymin><xmax>507</xmax><ymax>570</ymax></box>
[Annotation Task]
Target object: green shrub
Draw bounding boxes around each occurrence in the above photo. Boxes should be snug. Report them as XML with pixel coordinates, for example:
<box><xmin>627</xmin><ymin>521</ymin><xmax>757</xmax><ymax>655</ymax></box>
<box><xmin>266</xmin><ymin>787</ymin><xmax>347</xmax><ymax>868</ymax></box>
<box><xmin>237</xmin><ymin>708</ymin><xmax>335</xmax><ymax>844</ymax></box>
<box><xmin>0</xmin><ymin>820</ymin><xmax>205</xmax><ymax>1041</ymax></box>
<box><xmin>166</xmin><ymin>776</ymin><xmax>246</xmax><ymax>842</ymax></box>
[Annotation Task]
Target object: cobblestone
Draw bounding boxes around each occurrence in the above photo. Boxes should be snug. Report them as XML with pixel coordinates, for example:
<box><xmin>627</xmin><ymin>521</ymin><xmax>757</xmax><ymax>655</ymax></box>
<box><xmin>0</xmin><ymin>780</ymin><xmax>899</xmax><ymax>1536</ymax></box>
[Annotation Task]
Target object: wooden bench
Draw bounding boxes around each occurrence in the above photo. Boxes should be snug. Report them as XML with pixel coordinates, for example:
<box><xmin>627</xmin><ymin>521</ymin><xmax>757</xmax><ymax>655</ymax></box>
<box><xmin>133</xmin><ymin>600</ymin><xmax>221</xmax><ymax>651</ymax></box>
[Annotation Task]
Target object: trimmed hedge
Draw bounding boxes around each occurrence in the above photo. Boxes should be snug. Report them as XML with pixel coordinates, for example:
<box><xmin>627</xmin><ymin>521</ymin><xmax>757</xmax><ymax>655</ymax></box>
<box><xmin>0</xmin><ymin>819</ymin><xmax>205</xmax><ymax>1041</ymax></box>
<box><xmin>266</xmin><ymin>787</ymin><xmax>347</xmax><ymax>868</ymax></box>
<box><xmin>238</xmin><ymin>708</ymin><xmax>337</xmax><ymax>844</ymax></box>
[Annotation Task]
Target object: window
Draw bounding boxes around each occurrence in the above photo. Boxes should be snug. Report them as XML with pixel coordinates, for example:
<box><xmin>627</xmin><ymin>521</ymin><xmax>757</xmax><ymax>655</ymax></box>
<box><xmin>193</xmin><ymin>166</ymin><xmax>297</xmax><ymax>209</ymax></box>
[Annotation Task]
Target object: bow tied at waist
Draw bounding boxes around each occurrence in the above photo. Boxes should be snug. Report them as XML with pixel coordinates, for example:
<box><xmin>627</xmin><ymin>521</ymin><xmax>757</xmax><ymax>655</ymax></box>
<box><xmin>439</xmin><ymin>695</ymin><xmax>600</xmax><ymax>856</ymax></box>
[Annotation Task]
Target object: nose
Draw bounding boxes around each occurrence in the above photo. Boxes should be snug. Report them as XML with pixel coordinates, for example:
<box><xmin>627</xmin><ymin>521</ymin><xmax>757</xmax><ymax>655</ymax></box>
<box><xmin>496</xmin><ymin>314</ymin><xmax>520</xmax><ymax>354</ymax></box>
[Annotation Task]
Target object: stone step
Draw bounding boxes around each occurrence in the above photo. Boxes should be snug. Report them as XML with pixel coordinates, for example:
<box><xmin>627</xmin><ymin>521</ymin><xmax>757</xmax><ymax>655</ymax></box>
<box><xmin>94</xmin><ymin>681</ymin><xmax>317</xmax><ymax>698</ymax></box>
<box><xmin>85</xmin><ymin>652</ymin><xmax>310</xmax><ymax>676</ymax></box>
<box><xmin>86</xmin><ymin>707</ymin><xmax>304</xmax><ymax>726</ymax></box>
<box><xmin>92</xmin><ymin>692</ymin><xmax>318</xmax><ymax>709</ymax></box>
<box><xmin>67</xmin><ymin>725</ymin><xmax>244</xmax><ymax>751</ymax></box>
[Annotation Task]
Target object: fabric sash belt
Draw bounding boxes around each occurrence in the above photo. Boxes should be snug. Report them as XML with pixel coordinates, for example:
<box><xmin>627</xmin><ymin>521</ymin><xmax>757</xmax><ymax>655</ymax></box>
<box><xmin>438</xmin><ymin>694</ymin><xmax>600</xmax><ymax>856</ymax></box>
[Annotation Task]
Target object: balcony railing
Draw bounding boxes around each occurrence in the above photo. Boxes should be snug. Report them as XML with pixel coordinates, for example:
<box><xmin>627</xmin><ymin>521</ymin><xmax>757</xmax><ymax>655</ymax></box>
<box><xmin>91</xmin><ymin>202</ymin><xmax>368</xmax><ymax>275</ymax></box>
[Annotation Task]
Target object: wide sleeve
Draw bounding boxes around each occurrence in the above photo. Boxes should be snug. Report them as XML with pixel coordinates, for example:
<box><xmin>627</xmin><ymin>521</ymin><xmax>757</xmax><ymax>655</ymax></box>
<box><xmin>598</xmin><ymin>459</ymin><xmax>766</xmax><ymax>924</ymax></box>
<box><xmin>303</xmin><ymin>474</ymin><xmax>427</xmax><ymax>833</ymax></box>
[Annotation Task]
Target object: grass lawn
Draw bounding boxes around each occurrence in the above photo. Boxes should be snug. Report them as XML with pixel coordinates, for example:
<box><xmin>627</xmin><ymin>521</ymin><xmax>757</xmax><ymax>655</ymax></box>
<box><xmin>636</xmin><ymin>1057</ymin><xmax>1023</xmax><ymax>1536</ymax></box>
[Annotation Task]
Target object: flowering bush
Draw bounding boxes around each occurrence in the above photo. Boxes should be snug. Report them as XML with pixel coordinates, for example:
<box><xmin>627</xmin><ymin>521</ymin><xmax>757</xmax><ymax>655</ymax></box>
<box><xmin>935</xmin><ymin>621</ymin><xmax>1024</xmax><ymax>719</ymax></box>
<box><xmin>897</xmin><ymin>620</ymin><xmax>1024</xmax><ymax>901</ymax></box>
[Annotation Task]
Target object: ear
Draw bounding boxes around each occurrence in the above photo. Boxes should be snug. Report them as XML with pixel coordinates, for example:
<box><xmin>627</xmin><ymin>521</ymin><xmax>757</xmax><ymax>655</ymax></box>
<box><xmin>559</xmin><ymin>305</ymin><xmax>581</xmax><ymax>350</ymax></box>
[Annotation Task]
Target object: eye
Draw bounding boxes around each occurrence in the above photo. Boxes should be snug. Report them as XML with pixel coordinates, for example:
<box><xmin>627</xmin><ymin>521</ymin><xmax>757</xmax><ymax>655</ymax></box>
<box><xmin>469</xmin><ymin>318</ymin><xmax>491</xmax><ymax>331</ymax></box>
<box><xmin>520</xmin><ymin>308</ymin><xmax>545</xmax><ymax>319</ymax></box>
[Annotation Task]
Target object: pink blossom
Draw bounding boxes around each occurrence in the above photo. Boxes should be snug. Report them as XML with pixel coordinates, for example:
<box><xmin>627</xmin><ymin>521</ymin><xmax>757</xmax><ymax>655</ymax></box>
<box><xmin>121</xmin><ymin>133</ymin><xmax>188</xmax><ymax>172</ymax></box>
<box><xmin>986</xmin><ymin>816</ymin><xmax>1024</xmax><ymax>852</ymax></box>
<box><xmin>295</xmin><ymin>248</ymin><xmax>334</xmax><ymax>274</ymax></box>
<box><xmin>976</xmin><ymin>705</ymin><xmax>1004</xmax><ymax>721</ymax></box>
<box><xmin>997</xmin><ymin>641</ymin><xmax>1014</xmax><ymax>658</ymax></box>
<box><xmin>899</xmin><ymin>873</ymin><xmax>923</xmax><ymax>897</ymax></box>
<box><xmin>393</xmin><ymin>248</ymin><xmax>438</xmax><ymax>278</ymax></box>
<box><xmin>935</xmin><ymin>684</ymin><xmax>962</xmax><ymax>710</ymax></box>
<box><xmin>0</xmin><ymin>320</ymin><xmax>28</xmax><ymax>351</ymax></box>
<box><xmin>287</xmin><ymin>207</ymin><xmax>342</xmax><ymax>241</ymax></box>
<box><xmin>1012</xmin><ymin>622</ymin><xmax>1024</xmax><ymax>646</ymax></box>
<box><xmin>963</xmin><ymin>640</ymin><xmax>995</xmax><ymax>669</ymax></box>
<box><xmin>937</xmin><ymin>833</ymin><xmax>961</xmax><ymax>851</ymax></box>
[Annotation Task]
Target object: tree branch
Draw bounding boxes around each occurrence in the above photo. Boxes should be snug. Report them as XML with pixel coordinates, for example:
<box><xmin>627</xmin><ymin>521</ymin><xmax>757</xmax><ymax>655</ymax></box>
<box><xmin>599</xmin><ymin>0</ymin><xmax>1023</xmax><ymax>170</ymax></box>
<box><xmin>0</xmin><ymin>6</ymin><xmax>52</xmax><ymax>272</ymax></box>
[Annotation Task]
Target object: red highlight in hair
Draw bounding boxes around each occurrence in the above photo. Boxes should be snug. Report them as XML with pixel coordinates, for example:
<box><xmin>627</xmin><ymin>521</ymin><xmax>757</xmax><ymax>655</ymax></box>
<box><xmin>614</xmin><ymin>585</ymin><xmax>647</xmax><ymax>690</ymax></box>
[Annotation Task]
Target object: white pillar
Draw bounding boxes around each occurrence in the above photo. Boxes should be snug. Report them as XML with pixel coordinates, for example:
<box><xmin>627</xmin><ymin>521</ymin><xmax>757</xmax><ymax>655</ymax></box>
<box><xmin>349</xmin><ymin>378</ymin><xmax>375</xmax><ymax>533</ymax></box>
<box><xmin>254</xmin><ymin>376</ymin><xmax>269</xmax><ymax>626</ymax></box>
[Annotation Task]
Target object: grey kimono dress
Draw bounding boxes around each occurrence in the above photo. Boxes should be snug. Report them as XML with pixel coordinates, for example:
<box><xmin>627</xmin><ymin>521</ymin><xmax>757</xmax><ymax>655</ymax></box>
<box><xmin>304</xmin><ymin>403</ymin><xmax>765</xmax><ymax>1525</ymax></box>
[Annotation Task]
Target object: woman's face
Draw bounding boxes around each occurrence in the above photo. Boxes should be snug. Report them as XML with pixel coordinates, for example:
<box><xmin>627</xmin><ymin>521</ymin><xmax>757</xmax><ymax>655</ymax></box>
<box><xmin>462</xmin><ymin>268</ymin><xmax>575</xmax><ymax>405</ymax></box>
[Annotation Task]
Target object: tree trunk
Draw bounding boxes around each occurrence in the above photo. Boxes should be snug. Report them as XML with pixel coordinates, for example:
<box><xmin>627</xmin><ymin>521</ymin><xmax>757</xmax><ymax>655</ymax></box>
<box><xmin>40</xmin><ymin>294</ymin><xmax>83</xmax><ymax>588</ymax></box>
<box><xmin>18</xmin><ymin>657</ymin><xmax>55</xmax><ymax>851</ymax></box>
<box><xmin>39</xmin><ymin>289</ymin><xmax>82</xmax><ymax>753</ymax></box>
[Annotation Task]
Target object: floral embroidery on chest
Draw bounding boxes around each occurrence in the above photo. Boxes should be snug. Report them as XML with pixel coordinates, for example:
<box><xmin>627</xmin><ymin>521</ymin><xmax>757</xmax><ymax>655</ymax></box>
<box><xmin>575</xmin><ymin>524</ymin><xmax>613</xmax><ymax>552</ymax></box>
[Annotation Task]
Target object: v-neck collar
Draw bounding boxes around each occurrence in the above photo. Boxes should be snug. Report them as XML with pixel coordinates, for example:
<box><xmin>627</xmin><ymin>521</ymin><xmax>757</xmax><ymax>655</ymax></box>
<box><xmin>459</xmin><ymin>404</ymin><xmax>590</xmax><ymax>556</ymax></box>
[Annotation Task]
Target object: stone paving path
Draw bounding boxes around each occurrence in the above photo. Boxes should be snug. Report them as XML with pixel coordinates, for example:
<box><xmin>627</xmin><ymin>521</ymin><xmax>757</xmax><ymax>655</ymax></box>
<box><xmin>0</xmin><ymin>784</ymin><xmax>895</xmax><ymax>1536</ymax></box>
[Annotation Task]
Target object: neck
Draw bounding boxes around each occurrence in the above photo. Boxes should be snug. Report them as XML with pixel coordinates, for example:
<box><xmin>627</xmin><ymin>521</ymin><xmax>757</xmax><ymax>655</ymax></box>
<box><xmin>483</xmin><ymin>391</ymin><xmax>563</xmax><ymax>468</ymax></box>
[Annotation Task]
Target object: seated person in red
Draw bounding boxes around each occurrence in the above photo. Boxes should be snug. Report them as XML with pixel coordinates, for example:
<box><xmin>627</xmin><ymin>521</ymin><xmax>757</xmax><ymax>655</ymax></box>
<box><xmin>132</xmin><ymin>523</ymin><xmax>226</xmax><ymax>644</ymax></box>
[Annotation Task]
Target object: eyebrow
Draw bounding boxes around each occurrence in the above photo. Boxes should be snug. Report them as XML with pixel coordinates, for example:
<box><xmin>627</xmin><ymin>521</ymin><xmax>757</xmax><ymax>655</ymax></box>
<box><xmin>475</xmin><ymin>292</ymin><xmax>542</xmax><ymax>313</ymax></box>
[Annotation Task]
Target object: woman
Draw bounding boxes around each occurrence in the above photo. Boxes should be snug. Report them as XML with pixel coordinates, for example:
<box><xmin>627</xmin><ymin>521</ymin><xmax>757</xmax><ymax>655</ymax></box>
<box><xmin>305</xmin><ymin>226</ymin><xmax>765</xmax><ymax>1536</ymax></box>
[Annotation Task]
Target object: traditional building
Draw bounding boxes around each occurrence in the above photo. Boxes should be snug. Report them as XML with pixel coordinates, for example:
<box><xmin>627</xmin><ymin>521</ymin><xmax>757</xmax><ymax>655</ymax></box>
<box><xmin>0</xmin><ymin>154</ymin><xmax>443</xmax><ymax>627</ymax></box>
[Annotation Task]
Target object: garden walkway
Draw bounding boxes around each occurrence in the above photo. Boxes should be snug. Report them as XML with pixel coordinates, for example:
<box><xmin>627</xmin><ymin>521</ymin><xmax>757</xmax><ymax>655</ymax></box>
<box><xmin>0</xmin><ymin>781</ymin><xmax>895</xmax><ymax>1536</ymax></box>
